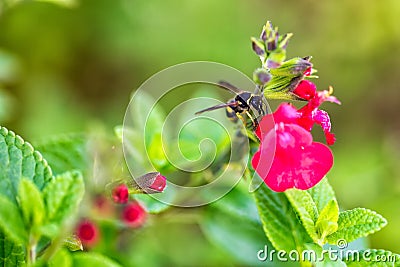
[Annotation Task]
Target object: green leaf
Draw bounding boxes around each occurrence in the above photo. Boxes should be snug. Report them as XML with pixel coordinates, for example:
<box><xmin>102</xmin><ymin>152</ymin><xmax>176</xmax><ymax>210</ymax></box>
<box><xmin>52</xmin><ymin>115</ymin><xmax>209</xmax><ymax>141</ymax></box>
<box><xmin>307</xmin><ymin>177</ymin><xmax>336</xmax><ymax>213</ymax></box>
<box><xmin>34</xmin><ymin>134</ymin><xmax>88</xmax><ymax>175</ymax></box>
<box><xmin>17</xmin><ymin>179</ymin><xmax>45</xmax><ymax>235</ymax></box>
<box><xmin>285</xmin><ymin>189</ymin><xmax>319</xmax><ymax>242</ymax></box>
<box><xmin>72</xmin><ymin>252</ymin><xmax>122</xmax><ymax>267</ymax></box>
<box><xmin>129</xmin><ymin>90</ymin><xmax>166</xmax><ymax>147</ymax></box>
<box><xmin>0</xmin><ymin>196</ymin><xmax>28</xmax><ymax>244</ymax></box>
<box><xmin>304</xmin><ymin>243</ymin><xmax>346</xmax><ymax>267</ymax></box>
<box><xmin>0</xmin><ymin>230</ymin><xmax>25</xmax><ymax>266</ymax></box>
<box><xmin>211</xmin><ymin>181</ymin><xmax>261</xmax><ymax>224</ymax></box>
<box><xmin>315</xmin><ymin>199</ymin><xmax>339</xmax><ymax>243</ymax></box>
<box><xmin>0</xmin><ymin>127</ymin><xmax>53</xmax><ymax>204</ymax></box>
<box><xmin>253</xmin><ymin>183</ymin><xmax>312</xmax><ymax>251</ymax></box>
<box><xmin>48</xmin><ymin>248</ymin><xmax>73</xmax><ymax>267</ymax></box>
<box><xmin>343</xmin><ymin>249</ymin><xmax>400</xmax><ymax>266</ymax></box>
<box><xmin>201</xmin><ymin>207</ymin><xmax>286</xmax><ymax>266</ymax></box>
<box><xmin>327</xmin><ymin>208</ymin><xmax>387</xmax><ymax>244</ymax></box>
<box><xmin>42</xmin><ymin>171</ymin><xmax>85</xmax><ymax>234</ymax></box>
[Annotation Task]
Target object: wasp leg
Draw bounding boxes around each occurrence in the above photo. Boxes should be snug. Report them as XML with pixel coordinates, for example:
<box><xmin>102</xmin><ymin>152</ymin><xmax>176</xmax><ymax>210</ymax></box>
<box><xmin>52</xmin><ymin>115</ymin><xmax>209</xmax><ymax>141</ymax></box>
<box><xmin>245</xmin><ymin>111</ymin><xmax>258</xmax><ymax>129</ymax></box>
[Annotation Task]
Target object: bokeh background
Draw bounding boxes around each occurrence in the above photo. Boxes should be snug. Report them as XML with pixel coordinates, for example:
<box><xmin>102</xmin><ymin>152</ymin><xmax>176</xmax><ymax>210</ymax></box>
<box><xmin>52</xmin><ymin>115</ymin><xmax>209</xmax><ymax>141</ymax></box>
<box><xmin>0</xmin><ymin>0</ymin><xmax>399</xmax><ymax>265</ymax></box>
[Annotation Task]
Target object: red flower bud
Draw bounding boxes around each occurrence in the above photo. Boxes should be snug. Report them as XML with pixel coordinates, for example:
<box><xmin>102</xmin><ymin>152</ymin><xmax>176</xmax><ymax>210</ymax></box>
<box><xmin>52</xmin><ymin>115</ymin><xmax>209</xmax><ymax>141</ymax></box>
<box><xmin>112</xmin><ymin>184</ymin><xmax>129</xmax><ymax>204</ymax></box>
<box><xmin>149</xmin><ymin>174</ymin><xmax>166</xmax><ymax>192</ymax></box>
<box><xmin>133</xmin><ymin>172</ymin><xmax>167</xmax><ymax>194</ymax></box>
<box><xmin>121</xmin><ymin>202</ymin><xmax>147</xmax><ymax>228</ymax></box>
<box><xmin>76</xmin><ymin>220</ymin><xmax>99</xmax><ymax>247</ymax></box>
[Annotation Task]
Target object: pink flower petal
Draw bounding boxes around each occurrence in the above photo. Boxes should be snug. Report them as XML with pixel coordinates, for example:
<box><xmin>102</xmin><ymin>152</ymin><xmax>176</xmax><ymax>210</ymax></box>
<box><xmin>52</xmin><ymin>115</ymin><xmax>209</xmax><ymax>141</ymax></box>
<box><xmin>252</xmin><ymin>124</ymin><xmax>333</xmax><ymax>192</ymax></box>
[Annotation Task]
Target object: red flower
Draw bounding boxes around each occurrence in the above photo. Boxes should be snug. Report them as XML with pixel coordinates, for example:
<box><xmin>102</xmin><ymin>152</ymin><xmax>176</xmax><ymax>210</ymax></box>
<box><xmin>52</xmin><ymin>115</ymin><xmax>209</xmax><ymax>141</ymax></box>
<box><xmin>112</xmin><ymin>184</ymin><xmax>129</xmax><ymax>204</ymax></box>
<box><xmin>121</xmin><ymin>202</ymin><xmax>147</xmax><ymax>228</ymax></box>
<box><xmin>253</xmin><ymin>103</ymin><xmax>334</xmax><ymax>192</ymax></box>
<box><xmin>76</xmin><ymin>220</ymin><xmax>99</xmax><ymax>247</ymax></box>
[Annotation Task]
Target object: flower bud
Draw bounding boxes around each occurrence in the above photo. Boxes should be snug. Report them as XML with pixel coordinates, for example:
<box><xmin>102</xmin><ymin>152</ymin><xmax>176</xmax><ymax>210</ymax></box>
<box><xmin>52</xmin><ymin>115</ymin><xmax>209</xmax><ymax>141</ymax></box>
<box><xmin>112</xmin><ymin>184</ymin><xmax>129</xmax><ymax>204</ymax></box>
<box><xmin>269</xmin><ymin>57</ymin><xmax>312</xmax><ymax>76</ymax></box>
<box><xmin>253</xmin><ymin>68</ymin><xmax>271</xmax><ymax>85</ymax></box>
<box><xmin>130</xmin><ymin>172</ymin><xmax>167</xmax><ymax>194</ymax></box>
<box><xmin>251</xmin><ymin>37</ymin><xmax>265</xmax><ymax>56</ymax></box>
<box><xmin>121</xmin><ymin>202</ymin><xmax>146</xmax><ymax>228</ymax></box>
<box><xmin>76</xmin><ymin>220</ymin><xmax>99</xmax><ymax>247</ymax></box>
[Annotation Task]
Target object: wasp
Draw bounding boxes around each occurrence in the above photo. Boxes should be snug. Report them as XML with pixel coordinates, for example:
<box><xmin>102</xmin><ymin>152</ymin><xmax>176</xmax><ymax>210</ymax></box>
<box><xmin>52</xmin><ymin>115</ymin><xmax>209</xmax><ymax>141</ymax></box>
<box><xmin>195</xmin><ymin>81</ymin><xmax>268</xmax><ymax>130</ymax></box>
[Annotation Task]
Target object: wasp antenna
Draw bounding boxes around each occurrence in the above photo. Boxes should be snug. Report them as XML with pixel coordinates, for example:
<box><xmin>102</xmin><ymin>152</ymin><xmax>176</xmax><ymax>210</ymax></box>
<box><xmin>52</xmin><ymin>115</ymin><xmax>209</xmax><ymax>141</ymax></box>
<box><xmin>217</xmin><ymin>80</ymin><xmax>243</xmax><ymax>94</ymax></box>
<box><xmin>195</xmin><ymin>102</ymin><xmax>237</xmax><ymax>115</ymax></box>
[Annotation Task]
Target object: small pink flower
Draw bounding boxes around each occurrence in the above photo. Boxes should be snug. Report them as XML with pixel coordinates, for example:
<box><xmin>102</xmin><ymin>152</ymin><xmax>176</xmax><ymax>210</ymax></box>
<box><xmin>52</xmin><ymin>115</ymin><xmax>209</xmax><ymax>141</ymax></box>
<box><xmin>121</xmin><ymin>202</ymin><xmax>147</xmax><ymax>228</ymax></box>
<box><xmin>76</xmin><ymin>220</ymin><xmax>99</xmax><ymax>247</ymax></box>
<box><xmin>112</xmin><ymin>184</ymin><xmax>129</xmax><ymax>204</ymax></box>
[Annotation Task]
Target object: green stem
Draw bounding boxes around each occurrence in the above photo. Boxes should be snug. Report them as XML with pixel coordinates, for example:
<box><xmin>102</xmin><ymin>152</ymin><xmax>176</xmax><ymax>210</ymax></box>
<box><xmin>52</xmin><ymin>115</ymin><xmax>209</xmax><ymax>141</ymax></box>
<box><xmin>26</xmin><ymin>240</ymin><xmax>37</xmax><ymax>267</ymax></box>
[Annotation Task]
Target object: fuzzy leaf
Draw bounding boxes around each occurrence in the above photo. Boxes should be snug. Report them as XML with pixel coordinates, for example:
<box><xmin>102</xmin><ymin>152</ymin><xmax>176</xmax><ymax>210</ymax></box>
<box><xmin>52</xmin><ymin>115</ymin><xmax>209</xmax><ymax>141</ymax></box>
<box><xmin>42</xmin><ymin>171</ymin><xmax>84</xmax><ymax>234</ymax></box>
<box><xmin>72</xmin><ymin>252</ymin><xmax>122</xmax><ymax>267</ymax></box>
<box><xmin>307</xmin><ymin>177</ymin><xmax>336</xmax><ymax>213</ymax></box>
<box><xmin>0</xmin><ymin>231</ymin><xmax>25</xmax><ymax>266</ymax></box>
<box><xmin>0</xmin><ymin>196</ymin><xmax>27</xmax><ymax>244</ymax></box>
<box><xmin>327</xmin><ymin>208</ymin><xmax>387</xmax><ymax>244</ymax></box>
<box><xmin>315</xmin><ymin>199</ymin><xmax>339</xmax><ymax>243</ymax></box>
<box><xmin>34</xmin><ymin>134</ymin><xmax>87</xmax><ymax>175</ymax></box>
<box><xmin>253</xmin><ymin>183</ymin><xmax>312</xmax><ymax>251</ymax></box>
<box><xmin>0</xmin><ymin>127</ymin><xmax>53</xmax><ymax>204</ymax></box>
<box><xmin>343</xmin><ymin>249</ymin><xmax>400</xmax><ymax>266</ymax></box>
<box><xmin>285</xmin><ymin>189</ymin><xmax>319</xmax><ymax>242</ymax></box>
<box><xmin>17</xmin><ymin>178</ymin><xmax>45</xmax><ymax>234</ymax></box>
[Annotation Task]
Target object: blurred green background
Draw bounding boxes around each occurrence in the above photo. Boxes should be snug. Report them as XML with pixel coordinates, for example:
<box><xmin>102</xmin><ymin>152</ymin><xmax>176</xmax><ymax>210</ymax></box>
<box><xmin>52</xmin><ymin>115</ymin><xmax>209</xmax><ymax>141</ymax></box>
<box><xmin>0</xmin><ymin>0</ymin><xmax>399</xmax><ymax>265</ymax></box>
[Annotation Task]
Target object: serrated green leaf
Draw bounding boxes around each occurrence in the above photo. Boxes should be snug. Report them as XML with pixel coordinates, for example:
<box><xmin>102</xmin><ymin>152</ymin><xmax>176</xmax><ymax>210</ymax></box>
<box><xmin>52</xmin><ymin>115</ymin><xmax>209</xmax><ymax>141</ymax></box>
<box><xmin>17</xmin><ymin>178</ymin><xmax>45</xmax><ymax>234</ymax></box>
<box><xmin>315</xmin><ymin>199</ymin><xmax>339</xmax><ymax>243</ymax></box>
<box><xmin>34</xmin><ymin>134</ymin><xmax>87</xmax><ymax>175</ymax></box>
<box><xmin>42</xmin><ymin>171</ymin><xmax>84</xmax><ymax>235</ymax></box>
<box><xmin>327</xmin><ymin>208</ymin><xmax>387</xmax><ymax>244</ymax></box>
<box><xmin>304</xmin><ymin>243</ymin><xmax>346</xmax><ymax>267</ymax></box>
<box><xmin>0</xmin><ymin>127</ymin><xmax>53</xmax><ymax>204</ymax></box>
<box><xmin>285</xmin><ymin>189</ymin><xmax>319</xmax><ymax>242</ymax></box>
<box><xmin>0</xmin><ymin>230</ymin><xmax>25</xmax><ymax>266</ymax></box>
<box><xmin>343</xmin><ymin>249</ymin><xmax>400</xmax><ymax>266</ymax></box>
<box><xmin>72</xmin><ymin>252</ymin><xmax>122</xmax><ymax>267</ymax></box>
<box><xmin>307</xmin><ymin>177</ymin><xmax>336</xmax><ymax>213</ymax></box>
<box><xmin>0</xmin><ymin>196</ymin><xmax>28</xmax><ymax>244</ymax></box>
<box><xmin>253</xmin><ymin>183</ymin><xmax>312</xmax><ymax>251</ymax></box>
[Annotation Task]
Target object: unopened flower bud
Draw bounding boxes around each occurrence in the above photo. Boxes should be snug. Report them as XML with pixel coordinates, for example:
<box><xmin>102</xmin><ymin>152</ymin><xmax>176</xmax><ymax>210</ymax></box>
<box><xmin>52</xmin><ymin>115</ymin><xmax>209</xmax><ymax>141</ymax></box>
<box><xmin>76</xmin><ymin>220</ymin><xmax>99</xmax><ymax>247</ymax></box>
<box><xmin>112</xmin><ymin>184</ymin><xmax>129</xmax><ymax>204</ymax></box>
<box><xmin>130</xmin><ymin>172</ymin><xmax>167</xmax><ymax>194</ymax></box>
<box><xmin>253</xmin><ymin>68</ymin><xmax>271</xmax><ymax>85</ymax></box>
<box><xmin>270</xmin><ymin>57</ymin><xmax>312</xmax><ymax>76</ymax></box>
<box><xmin>121</xmin><ymin>202</ymin><xmax>146</xmax><ymax>228</ymax></box>
<box><xmin>251</xmin><ymin>37</ymin><xmax>265</xmax><ymax>56</ymax></box>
